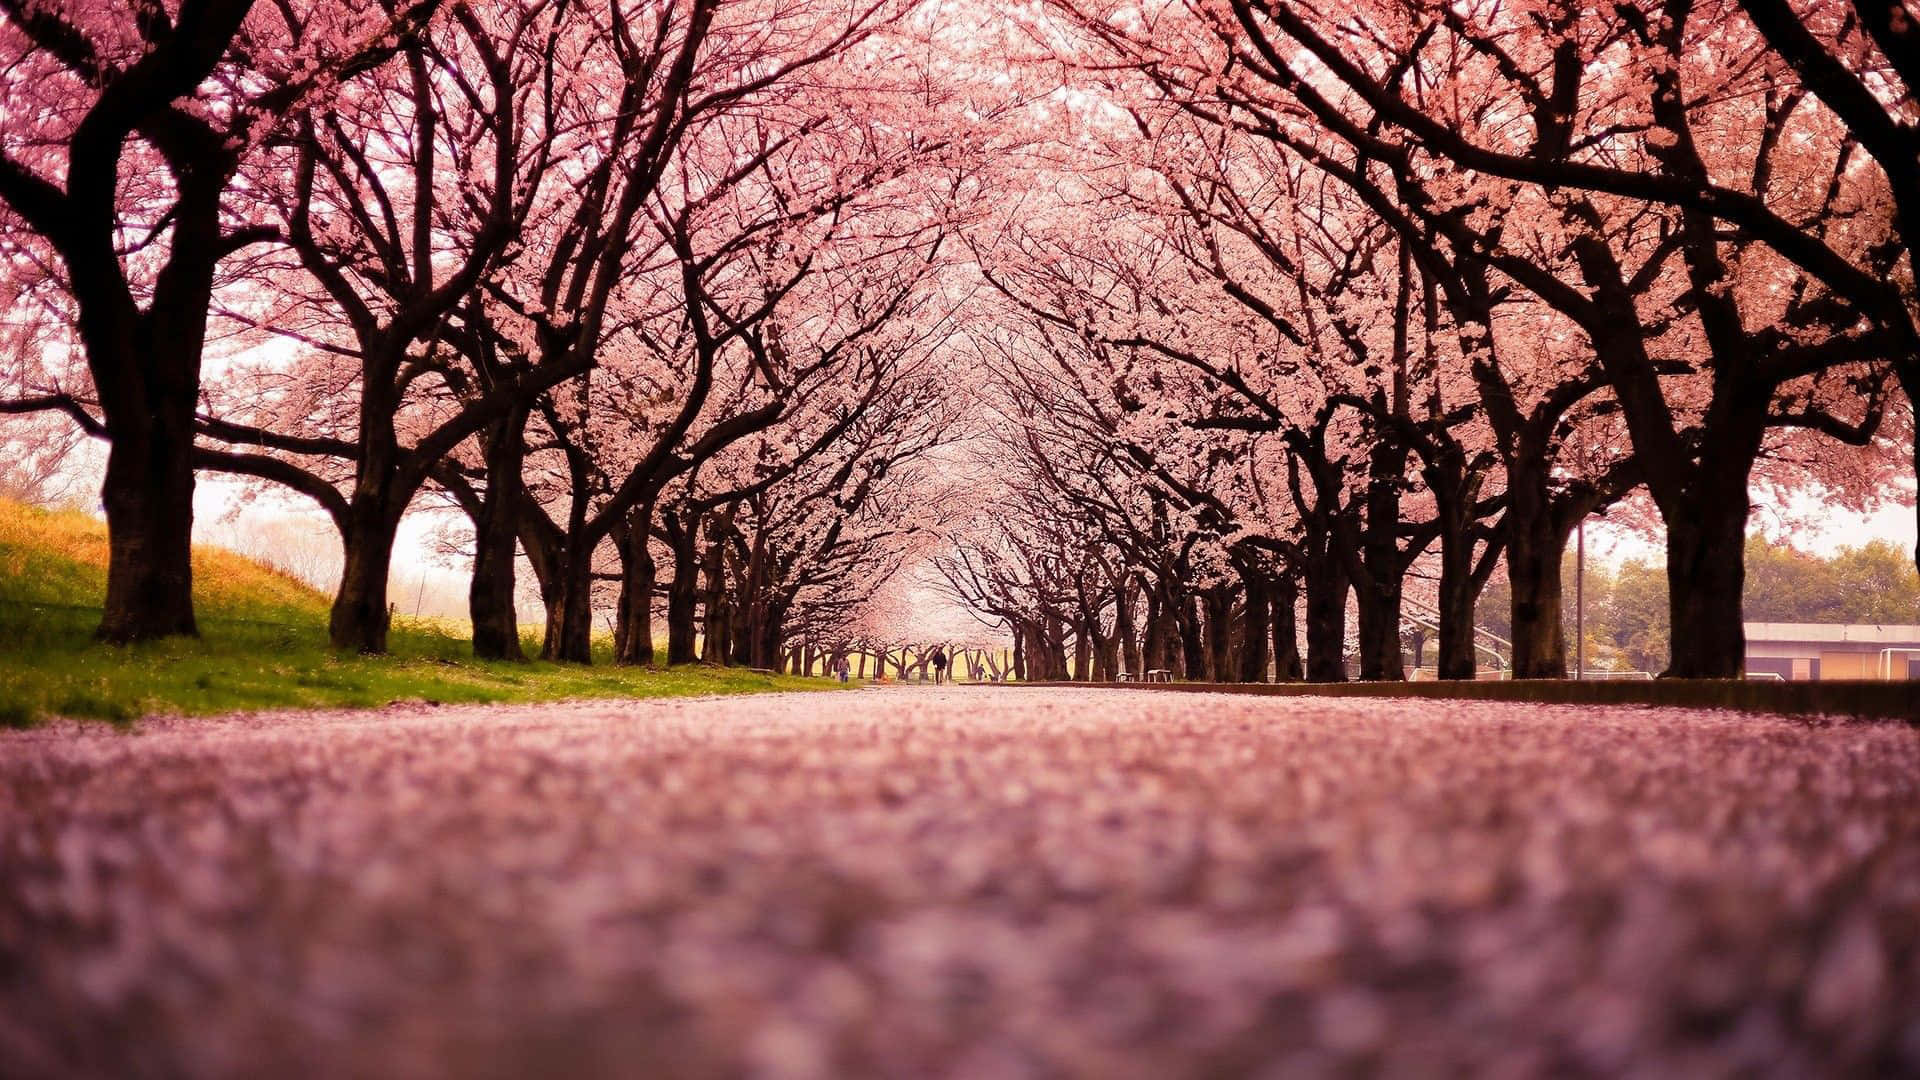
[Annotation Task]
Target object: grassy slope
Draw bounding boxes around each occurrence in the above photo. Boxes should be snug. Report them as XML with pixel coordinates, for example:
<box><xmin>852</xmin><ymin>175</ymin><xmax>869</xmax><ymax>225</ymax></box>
<box><xmin>0</xmin><ymin>500</ymin><xmax>832</xmax><ymax>725</ymax></box>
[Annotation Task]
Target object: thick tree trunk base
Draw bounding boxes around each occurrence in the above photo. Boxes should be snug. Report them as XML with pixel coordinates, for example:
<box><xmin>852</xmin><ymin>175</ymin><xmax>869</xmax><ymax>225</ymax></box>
<box><xmin>1272</xmin><ymin>579</ymin><xmax>1304</xmax><ymax>683</ymax></box>
<box><xmin>1662</xmin><ymin>510</ymin><xmax>1748</xmax><ymax>679</ymax></box>
<box><xmin>1506</xmin><ymin>514</ymin><xmax>1569</xmax><ymax>680</ymax></box>
<box><xmin>665</xmin><ymin>588</ymin><xmax>699</xmax><ymax>665</ymax></box>
<box><xmin>470</xmin><ymin>529</ymin><xmax>523</xmax><ymax>662</ymax></box>
<box><xmin>330</xmin><ymin>521</ymin><xmax>399</xmax><ymax>655</ymax></box>
<box><xmin>1434</xmin><ymin>589</ymin><xmax>1477</xmax><ymax>681</ymax></box>
<box><xmin>542</xmin><ymin>563</ymin><xmax>594</xmax><ymax>665</ymax></box>
<box><xmin>613</xmin><ymin>526</ymin><xmax>656</xmax><ymax>667</ymax></box>
<box><xmin>470</xmin><ymin>410</ymin><xmax>528</xmax><ymax>662</ymax></box>
<box><xmin>96</xmin><ymin>439</ymin><xmax>198</xmax><ymax>643</ymax></box>
<box><xmin>1304</xmin><ymin>562</ymin><xmax>1350</xmax><ymax>684</ymax></box>
<box><xmin>1356</xmin><ymin>590</ymin><xmax>1405</xmax><ymax>682</ymax></box>
<box><xmin>470</xmin><ymin>595</ymin><xmax>524</xmax><ymax>662</ymax></box>
<box><xmin>1435</xmin><ymin>541</ymin><xmax>1478</xmax><ymax>682</ymax></box>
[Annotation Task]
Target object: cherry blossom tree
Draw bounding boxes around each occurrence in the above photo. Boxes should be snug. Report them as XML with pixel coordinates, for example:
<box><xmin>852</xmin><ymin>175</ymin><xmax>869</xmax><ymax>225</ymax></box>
<box><xmin>1030</xmin><ymin>0</ymin><xmax>1904</xmax><ymax>678</ymax></box>
<box><xmin>1181</xmin><ymin>0</ymin><xmax>1898</xmax><ymax>676</ymax></box>
<box><xmin>0</xmin><ymin>0</ymin><xmax>435</xmax><ymax>641</ymax></box>
<box><xmin>198</xmin><ymin>0</ymin><xmax>578</xmax><ymax>654</ymax></box>
<box><xmin>201</xmin><ymin>0</ymin><xmax>869</xmax><ymax>655</ymax></box>
<box><xmin>699</xmin><ymin>369</ymin><xmax>972</xmax><ymax>670</ymax></box>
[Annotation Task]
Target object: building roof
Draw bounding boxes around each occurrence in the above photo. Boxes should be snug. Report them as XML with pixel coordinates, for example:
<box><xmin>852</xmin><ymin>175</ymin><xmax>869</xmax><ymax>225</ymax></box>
<box><xmin>1744</xmin><ymin>622</ymin><xmax>1920</xmax><ymax>645</ymax></box>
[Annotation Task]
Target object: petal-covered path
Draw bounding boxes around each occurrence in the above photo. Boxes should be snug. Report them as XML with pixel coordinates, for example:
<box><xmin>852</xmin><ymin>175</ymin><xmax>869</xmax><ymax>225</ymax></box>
<box><xmin>3</xmin><ymin>688</ymin><xmax>1918</xmax><ymax>1078</ymax></box>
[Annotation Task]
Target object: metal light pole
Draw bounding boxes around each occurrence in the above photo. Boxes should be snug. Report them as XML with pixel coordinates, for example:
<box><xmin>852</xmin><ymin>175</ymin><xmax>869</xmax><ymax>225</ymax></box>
<box><xmin>1575</xmin><ymin>519</ymin><xmax>1585</xmax><ymax>681</ymax></box>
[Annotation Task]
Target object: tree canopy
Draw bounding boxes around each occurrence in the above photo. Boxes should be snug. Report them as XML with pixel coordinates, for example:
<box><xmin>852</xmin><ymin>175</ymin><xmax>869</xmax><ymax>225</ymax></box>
<box><xmin>3</xmin><ymin>0</ymin><xmax>1915</xmax><ymax>680</ymax></box>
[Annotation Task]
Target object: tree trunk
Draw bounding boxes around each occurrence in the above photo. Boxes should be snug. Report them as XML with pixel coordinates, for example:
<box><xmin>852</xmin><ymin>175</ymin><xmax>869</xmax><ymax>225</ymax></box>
<box><xmin>1353</xmin><ymin>460</ymin><xmax>1408</xmax><ymax>682</ymax></box>
<box><xmin>96</xmin><ymin>424</ymin><xmax>199</xmax><ymax>642</ymax></box>
<box><xmin>728</xmin><ymin>594</ymin><xmax>753</xmax><ymax>667</ymax></box>
<box><xmin>613</xmin><ymin>513</ymin><xmax>656</xmax><ymax>666</ymax></box>
<box><xmin>1304</xmin><ymin>530</ymin><xmax>1350</xmax><ymax>683</ymax></box>
<box><xmin>1354</xmin><ymin>592</ymin><xmax>1399</xmax><ymax>681</ymax></box>
<box><xmin>541</xmin><ymin>550</ymin><xmax>594</xmax><ymax>664</ymax></box>
<box><xmin>1575</xmin><ymin>237</ymin><xmax>1763</xmax><ymax>679</ymax></box>
<box><xmin>1096</xmin><ymin>630</ymin><xmax>1120</xmax><ymax>683</ymax></box>
<box><xmin>1238</xmin><ymin>571</ymin><xmax>1271</xmax><ymax>683</ymax></box>
<box><xmin>1178</xmin><ymin>594</ymin><xmax>1207</xmax><ymax>680</ymax></box>
<box><xmin>537</xmin><ymin>576</ymin><xmax>563</xmax><ymax>658</ymax></box>
<box><xmin>1272</xmin><ymin>573</ymin><xmax>1304</xmax><ymax>682</ymax></box>
<box><xmin>1663</xmin><ymin>488</ymin><xmax>1750</xmax><ymax>678</ymax></box>
<box><xmin>80</xmin><ymin>160</ymin><xmax>227</xmax><ymax>644</ymax></box>
<box><xmin>1505</xmin><ymin>475</ymin><xmax>1569</xmax><ymax>679</ymax></box>
<box><xmin>330</xmin><ymin>366</ymin><xmax>416</xmax><ymax>656</ymax></box>
<box><xmin>754</xmin><ymin>601</ymin><xmax>787</xmax><ymax>671</ymax></box>
<box><xmin>700</xmin><ymin>537</ymin><xmax>729</xmax><ymax>664</ymax></box>
<box><xmin>698</xmin><ymin>506</ymin><xmax>736</xmax><ymax>665</ymax></box>
<box><xmin>664</xmin><ymin>512</ymin><xmax>701</xmax><ymax>664</ymax></box>
<box><xmin>1434</xmin><ymin>539</ymin><xmax>1477</xmax><ymax>681</ymax></box>
<box><xmin>1116</xmin><ymin>580</ymin><xmax>1141</xmax><ymax>678</ymax></box>
<box><xmin>735</xmin><ymin>536</ymin><xmax>773</xmax><ymax>669</ymax></box>
<box><xmin>1142</xmin><ymin>588</ymin><xmax>1170</xmax><ymax>673</ymax></box>
<box><xmin>469</xmin><ymin>408</ymin><xmax>528</xmax><ymax>661</ymax></box>
<box><xmin>1433</xmin><ymin>504</ymin><xmax>1478</xmax><ymax>681</ymax></box>
<box><xmin>329</xmin><ymin>496</ymin><xmax>404</xmax><ymax>655</ymax></box>
<box><xmin>1204</xmin><ymin>587</ymin><xmax>1234</xmax><ymax>682</ymax></box>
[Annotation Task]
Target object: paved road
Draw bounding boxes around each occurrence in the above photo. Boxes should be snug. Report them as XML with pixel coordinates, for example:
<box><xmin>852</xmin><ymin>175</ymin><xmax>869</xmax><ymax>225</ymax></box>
<box><xmin>3</xmin><ymin>688</ymin><xmax>1917</xmax><ymax>1077</ymax></box>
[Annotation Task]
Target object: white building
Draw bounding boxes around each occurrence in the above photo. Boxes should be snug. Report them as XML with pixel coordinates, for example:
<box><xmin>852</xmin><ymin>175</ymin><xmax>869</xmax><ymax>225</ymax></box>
<box><xmin>1743</xmin><ymin>623</ymin><xmax>1920</xmax><ymax>680</ymax></box>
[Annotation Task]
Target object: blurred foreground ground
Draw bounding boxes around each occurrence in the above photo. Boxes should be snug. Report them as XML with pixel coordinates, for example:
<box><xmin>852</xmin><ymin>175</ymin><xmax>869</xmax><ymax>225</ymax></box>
<box><xmin>3</xmin><ymin>688</ymin><xmax>1917</xmax><ymax>1078</ymax></box>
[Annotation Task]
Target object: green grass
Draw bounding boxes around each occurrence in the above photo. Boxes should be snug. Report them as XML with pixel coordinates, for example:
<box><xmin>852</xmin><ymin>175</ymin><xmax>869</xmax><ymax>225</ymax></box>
<box><xmin>0</xmin><ymin>500</ymin><xmax>835</xmax><ymax>727</ymax></box>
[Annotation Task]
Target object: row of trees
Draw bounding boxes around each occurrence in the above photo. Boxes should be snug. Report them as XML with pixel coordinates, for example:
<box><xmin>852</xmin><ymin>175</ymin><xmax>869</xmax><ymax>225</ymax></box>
<box><xmin>1</xmin><ymin>0</ymin><xmax>998</xmax><ymax>665</ymax></box>
<box><xmin>4</xmin><ymin>1</ymin><xmax>1917</xmax><ymax>679</ymax></box>
<box><xmin>939</xmin><ymin>0</ymin><xmax>1915</xmax><ymax>681</ymax></box>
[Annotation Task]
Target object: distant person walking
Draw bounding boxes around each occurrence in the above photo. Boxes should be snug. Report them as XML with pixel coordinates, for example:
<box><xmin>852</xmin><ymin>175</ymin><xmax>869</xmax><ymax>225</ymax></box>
<box><xmin>930</xmin><ymin>647</ymin><xmax>948</xmax><ymax>685</ymax></box>
<box><xmin>833</xmin><ymin>655</ymin><xmax>850</xmax><ymax>684</ymax></box>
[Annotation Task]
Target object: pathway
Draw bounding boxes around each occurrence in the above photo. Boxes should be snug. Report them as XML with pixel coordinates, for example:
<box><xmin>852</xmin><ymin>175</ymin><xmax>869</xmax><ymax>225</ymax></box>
<box><xmin>3</xmin><ymin>688</ymin><xmax>1916</xmax><ymax>1077</ymax></box>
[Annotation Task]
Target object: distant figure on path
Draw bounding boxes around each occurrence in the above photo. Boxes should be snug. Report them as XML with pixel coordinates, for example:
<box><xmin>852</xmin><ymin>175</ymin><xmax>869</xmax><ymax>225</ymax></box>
<box><xmin>833</xmin><ymin>655</ymin><xmax>850</xmax><ymax>684</ymax></box>
<box><xmin>930</xmin><ymin>647</ymin><xmax>948</xmax><ymax>685</ymax></box>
